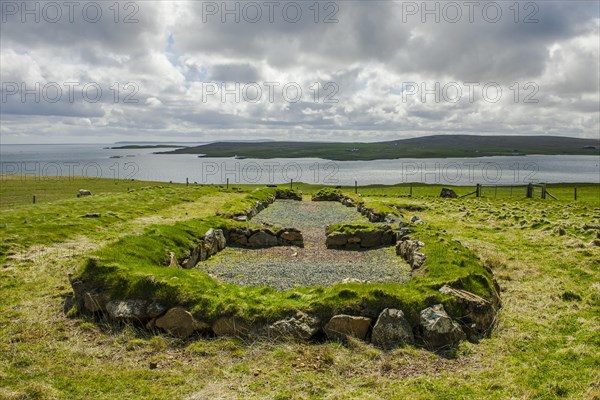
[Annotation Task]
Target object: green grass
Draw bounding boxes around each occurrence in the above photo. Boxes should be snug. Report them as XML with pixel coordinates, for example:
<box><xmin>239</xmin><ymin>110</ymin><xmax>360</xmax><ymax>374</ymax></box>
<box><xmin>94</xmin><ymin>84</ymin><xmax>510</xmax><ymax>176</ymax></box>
<box><xmin>159</xmin><ymin>135</ymin><xmax>600</xmax><ymax>160</ymax></box>
<box><xmin>326</xmin><ymin>223</ymin><xmax>382</xmax><ymax>235</ymax></box>
<box><xmin>1</xmin><ymin>177</ymin><xmax>599</xmax><ymax>399</ymax></box>
<box><xmin>217</xmin><ymin>187</ymin><xmax>299</xmax><ymax>219</ymax></box>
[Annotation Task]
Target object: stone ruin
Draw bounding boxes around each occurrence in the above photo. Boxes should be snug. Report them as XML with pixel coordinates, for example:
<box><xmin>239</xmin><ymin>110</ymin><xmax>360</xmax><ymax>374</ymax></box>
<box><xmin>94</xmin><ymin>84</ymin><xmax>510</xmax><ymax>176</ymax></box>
<box><xmin>70</xmin><ymin>188</ymin><xmax>501</xmax><ymax>353</ymax></box>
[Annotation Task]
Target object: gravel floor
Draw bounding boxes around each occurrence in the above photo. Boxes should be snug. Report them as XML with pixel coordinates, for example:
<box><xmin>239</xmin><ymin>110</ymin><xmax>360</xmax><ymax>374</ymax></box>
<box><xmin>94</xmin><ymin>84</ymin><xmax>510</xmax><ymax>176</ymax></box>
<box><xmin>201</xmin><ymin>200</ymin><xmax>411</xmax><ymax>290</ymax></box>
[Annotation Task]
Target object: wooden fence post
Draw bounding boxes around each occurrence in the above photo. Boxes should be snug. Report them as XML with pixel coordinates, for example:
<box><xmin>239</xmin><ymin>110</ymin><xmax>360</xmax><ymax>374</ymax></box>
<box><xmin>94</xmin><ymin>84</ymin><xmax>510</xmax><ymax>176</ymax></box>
<box><xmin>541</xmin><ymin>183</ymin><xmax>546</xmax><ymax>199</ymax></box>
<box><xmin>526</xmin><ymin>183</ymin><xmax>533</xmax><ymax>198</ymax></box>
<box><xmin>226</xmin><ymin>178</ymin><xmax>229</xmax><ymax>190</ymax></box>
<box><xmin>574</xmin><ymin>187</ymin><xmax>577</xmax><ymax>201</ymax></box>
<box><xmin>355</xmin><ymin>180</ymin><xmax>357</xmax><ymax>194</ymax></box>
<box><xmin>32</xmin><ymin>195</ymin><xmax>36</xmax><ymax>204</ymax></box>
<box><xmin>186</xmin><ymin>177</ymin><xmax>189</xmax><ymax>186</ymax></box>
<box><xmin>290</xmin><ymin>179</ymin><xmax>293</xmax><ymax>189</ymax></box>
<box><xmin>476</xmin><ymin>184</ymin><xmax>481</xmax><ymax>198</ymax></box>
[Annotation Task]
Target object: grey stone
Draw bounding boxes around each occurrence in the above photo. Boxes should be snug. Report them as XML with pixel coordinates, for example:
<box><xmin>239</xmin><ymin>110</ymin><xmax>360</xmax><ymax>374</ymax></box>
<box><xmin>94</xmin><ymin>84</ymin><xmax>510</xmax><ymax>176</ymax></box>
<box><xmin>371</xmin><ymin>308</ymin><xmax>414</xmax><ymax>349</ymax></box>
<box><xmin>214</xmin><ymin>229</ymin><xmax>227</xmax><ymax>250</ymax></box>
<box><xmin>420</xmin><ymin>304</ymin><xmax>466</xmax><ymax>350</ymax></box>
<box><xmin>83</xmin><ymin>213</ymin><xmax>101</xmax><ymax>218</ymax></box>
<box><xmin>204</xmin><ymin>229</ymin><xmax>221</xmax><ymax>255</ymax></box>
<box><xmin>440</xmin><ymin>188</ymin><xmax>458</xmax><ymax>198</ymax></box>
<box><xmin>267</xmin><ymin>312</ymin><xmax>321</xmax><ymax>340</ymax></box>
<box><xmin>384</xmin><ymin>214</ymin><xmax>398</xmax><ymax>223</ymax></box>
<box><xmin>439</xmin><ymin>285</ymin><xmax>498</xmax><ymax>341</ymax></box>
<box><xmin>410</xmin><ymin>216</ymin><xmax>424</xmax><ymax>224</ymax></box>
<box><xmin>396</xmin><ymin>239</ymin><xmax>427</xmax><ymax>269</ymax></box>
<box><xmin>167</xmin><ymin>251</ymin><xmax>179</xmax><ymax>267</ymax></box>
<box><xmin>184</xmin><ymin>242</ymin><xmax>207</xmax><ymax>268</ymax></box>
<box><xmin>106</xmin><ymin>300</ymin><xmax>166</xmax><ymax>322</ymax></box>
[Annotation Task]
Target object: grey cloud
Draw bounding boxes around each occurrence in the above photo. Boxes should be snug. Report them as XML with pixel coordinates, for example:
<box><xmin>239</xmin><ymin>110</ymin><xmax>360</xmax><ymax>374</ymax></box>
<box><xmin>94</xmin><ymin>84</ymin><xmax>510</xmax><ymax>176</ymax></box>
<box><xmin>209</xmin><ymin>63</ymin><xmax>261</xmax><ymax>82</ymax></box>
<box><xmin>0</xmin><ymin>1</ymin><xmax>598</xmax><ymax>143</ymax></box>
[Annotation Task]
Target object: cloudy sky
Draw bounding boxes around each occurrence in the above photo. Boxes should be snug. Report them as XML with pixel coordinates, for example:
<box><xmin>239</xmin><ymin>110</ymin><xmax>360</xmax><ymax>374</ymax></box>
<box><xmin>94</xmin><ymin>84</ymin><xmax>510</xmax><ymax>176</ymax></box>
<box><xmin>1</xmin><ymin>0</ymin><xmax>598</xmax><ymax>144</ymax></box>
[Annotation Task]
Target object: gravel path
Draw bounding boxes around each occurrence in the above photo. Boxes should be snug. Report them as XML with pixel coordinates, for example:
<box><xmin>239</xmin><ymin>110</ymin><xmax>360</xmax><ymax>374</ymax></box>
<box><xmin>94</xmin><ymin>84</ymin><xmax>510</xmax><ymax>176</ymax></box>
<box><xmin>201</xmin><ymin>200</ymin><xmax>410</xmax><ymax>290</ymax></box>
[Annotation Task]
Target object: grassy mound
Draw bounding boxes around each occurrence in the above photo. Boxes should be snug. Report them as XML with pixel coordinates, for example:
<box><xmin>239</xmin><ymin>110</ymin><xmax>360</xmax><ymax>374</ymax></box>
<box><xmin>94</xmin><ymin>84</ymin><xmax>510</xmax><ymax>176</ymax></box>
<box><xmin>72</xmin><ymin>214</ymin><xmax>497</xmax><ymax>327</ymax></box>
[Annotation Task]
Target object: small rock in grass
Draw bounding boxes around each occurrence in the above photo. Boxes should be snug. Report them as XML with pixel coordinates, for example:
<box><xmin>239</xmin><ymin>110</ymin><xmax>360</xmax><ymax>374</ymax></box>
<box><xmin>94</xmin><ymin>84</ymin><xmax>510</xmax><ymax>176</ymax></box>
<box><xmin>410</xmin><ymin>216</ymin><xmax>424</xmax><ymax>224</ymax></box>
<box><xmin>167</xmin><ymin>252</ymin><xmax>179</xmax><ymax>267</ymax></box>
<box><xmin>83</xmin><ymin>213</ymin><xmax>101</xmax><ymax>218</ymax></box>
<box><xmin>440</xmin><ymin>188</ymin><xmax>458</xmax><ymax>198</ymax></box>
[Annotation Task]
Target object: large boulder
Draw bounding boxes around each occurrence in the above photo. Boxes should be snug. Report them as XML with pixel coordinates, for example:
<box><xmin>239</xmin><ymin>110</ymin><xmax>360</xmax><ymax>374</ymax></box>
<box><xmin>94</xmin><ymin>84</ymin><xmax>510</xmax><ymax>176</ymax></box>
<box><xmin>248</xmin><ymin>231</ymin><xmax>278</xmax><ymax>247</ymax></box>
<box><xmin>106</xmin><ymin>300</ymin><xmax>166</xmax><ymax>322</ymax></box>
<box><xmin>419</xmin><ymin>304</ymin><xmax>466</xmax><ymax>350</ymax></box>
<box><xmin>325</xmin><ymin>232</ymin><xmax>348</xmax><ymax>247</ymax></box>
<box><xmin>439</xmin><ymin>285</ymin><xmax>498</xmax><ymax>341</ymax></box>
<box><xmin>267</xmin><ymin>312</ymin><xmax>321</xmax><ymax>340</ymax></box>
<box><xmin>155</xmin><ymin>307</ymin><xmax>208</xmax><ymax>339</ymax></box>
<box><xmin>440</xmin><ymin>188</ymin><xmax>458</xmax><ymax>198</ymax></box>
<box><xmin>371</xmin><ymin>308</ymin><xmax>414</xmax><ymax>349</ymax></box>
<box><xmin>324</xmin><ymin>315</ymin><xmax>372</xmax><ymax>341</ymax></box>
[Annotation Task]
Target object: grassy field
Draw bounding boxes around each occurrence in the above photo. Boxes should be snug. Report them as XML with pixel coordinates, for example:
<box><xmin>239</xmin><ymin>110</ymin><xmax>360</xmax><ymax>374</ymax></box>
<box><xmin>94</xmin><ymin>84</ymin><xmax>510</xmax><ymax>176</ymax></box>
<box><xmin>1</xmin><ymin>177</ymin><xmax>599</xmax><ymax>399</ymax></box>
<box><xmin>158</xmin><ymin>135</ymin><xmax>600</xmax><ymax>160</ymax></box>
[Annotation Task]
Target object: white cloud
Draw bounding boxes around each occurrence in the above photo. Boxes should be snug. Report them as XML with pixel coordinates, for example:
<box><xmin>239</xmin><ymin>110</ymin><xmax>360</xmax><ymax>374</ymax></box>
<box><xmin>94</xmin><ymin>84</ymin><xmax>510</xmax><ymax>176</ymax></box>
<box><xmin>0</xmin><ymin>1</ymin><xmax>598</xmax><ymax>143</ymax></box>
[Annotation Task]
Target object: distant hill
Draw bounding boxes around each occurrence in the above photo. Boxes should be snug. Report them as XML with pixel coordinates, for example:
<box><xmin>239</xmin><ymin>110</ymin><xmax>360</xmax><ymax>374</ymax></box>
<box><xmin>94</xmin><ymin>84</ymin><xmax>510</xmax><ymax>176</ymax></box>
<box><xmin>157</xmin><ymin>135</ymin><xmax>600</xmax><ymax>160</ymax></box>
